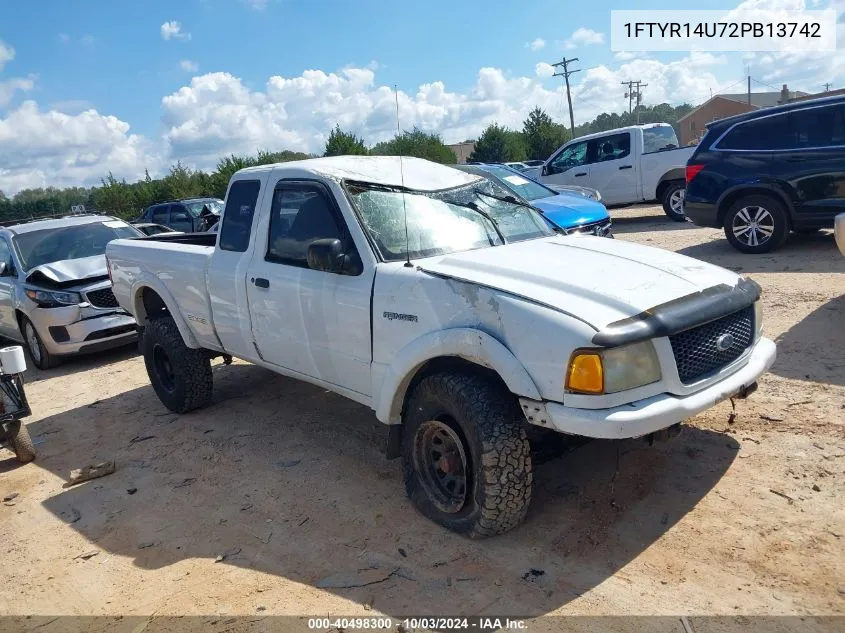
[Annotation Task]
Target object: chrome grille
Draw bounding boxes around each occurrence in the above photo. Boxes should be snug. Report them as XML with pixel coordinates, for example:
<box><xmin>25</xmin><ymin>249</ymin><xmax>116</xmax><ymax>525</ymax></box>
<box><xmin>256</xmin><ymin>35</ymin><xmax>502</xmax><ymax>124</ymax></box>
<box><xmin>86</xmin><ymin>287</ymin><xmax>119</xmax><ymax>309</ymax></box>
<box><xmin>669</xmin><ymin>307</ymin><xmax>754</xmax><ymax>384</ymax></box>
<box><xmin>568</xmin><ymin>220</ymin><xmax>612</xmax><ymax>237</ymax></box>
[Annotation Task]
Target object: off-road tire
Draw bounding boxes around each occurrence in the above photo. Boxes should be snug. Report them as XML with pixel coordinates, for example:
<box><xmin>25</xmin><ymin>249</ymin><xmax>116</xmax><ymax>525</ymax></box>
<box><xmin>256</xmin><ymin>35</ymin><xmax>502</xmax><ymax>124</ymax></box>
<box><xmin>9</xmin><ymin>420</ymin><xmax>36</xmax><ymax>463</ymax></box>
<box><xmin>402</xmin><ymin>373</ymin><xmax>532</xmax><ymax>538</ymax></box>
<box><xmin>661</xmin><ymin>181</ymin><xmax>687</xmax><ymax>222</ymax></box>
<box><xmin>142</xmin><ymin>317</ymin><xmax>212</xmax><ymax>413</ymax></box>
<box><xmin>723</xmin><ymin>194</ymin><xmax>790</xmax><ymax>254</ymax></box>
<box><xmin>20</xmin><ymin>316</ymin><xmax>60</xmax><ymax>370</ymax></box>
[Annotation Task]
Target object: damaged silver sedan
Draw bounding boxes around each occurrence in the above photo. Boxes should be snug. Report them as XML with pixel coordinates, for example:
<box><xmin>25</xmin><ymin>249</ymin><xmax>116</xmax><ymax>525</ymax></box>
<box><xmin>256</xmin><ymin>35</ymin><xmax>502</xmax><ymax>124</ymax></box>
<box><xmin>0</xmin><ymin>215</ymin><xmax>143</xmax><ymax>369</ymax></box>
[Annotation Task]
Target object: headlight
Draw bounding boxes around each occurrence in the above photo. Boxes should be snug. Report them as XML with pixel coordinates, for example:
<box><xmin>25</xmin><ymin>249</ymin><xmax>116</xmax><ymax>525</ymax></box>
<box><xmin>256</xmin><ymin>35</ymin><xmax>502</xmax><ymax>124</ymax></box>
<box><xmin>24</xmin><ymin>288</ymin><xmax>82</xmax><ymax>308</ymax></box>
<box><xmin>592</xmin><ymin>190</ymin><xmax>602</xmax><ymax>201</ymax></box>
<box><xmin>566</xmin><ymin>340</ymin><xmax>662</xmax><ymax>395</ymax></box>
<box><xmin>753</xmin><ymin>300</ymin><xmax>763</xmax><ymax>339</ymax></box>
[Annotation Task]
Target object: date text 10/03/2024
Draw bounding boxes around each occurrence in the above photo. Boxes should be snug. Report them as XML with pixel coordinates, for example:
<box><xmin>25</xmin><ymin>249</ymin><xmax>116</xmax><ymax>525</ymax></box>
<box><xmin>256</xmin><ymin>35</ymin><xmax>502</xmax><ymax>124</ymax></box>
<box><xmin>307</xmin><ymin>617</ymin><xmax>528</xmax><ymax>631</ymax></box>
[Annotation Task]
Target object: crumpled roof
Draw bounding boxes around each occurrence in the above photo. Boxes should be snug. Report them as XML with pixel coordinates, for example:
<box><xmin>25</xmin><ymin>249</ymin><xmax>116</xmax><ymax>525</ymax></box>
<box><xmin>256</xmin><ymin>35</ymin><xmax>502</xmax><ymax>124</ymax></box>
<box><xmin>237</xmin><ymin>156</ymin><xmax>482</xmax><ymax>192</ymax></box>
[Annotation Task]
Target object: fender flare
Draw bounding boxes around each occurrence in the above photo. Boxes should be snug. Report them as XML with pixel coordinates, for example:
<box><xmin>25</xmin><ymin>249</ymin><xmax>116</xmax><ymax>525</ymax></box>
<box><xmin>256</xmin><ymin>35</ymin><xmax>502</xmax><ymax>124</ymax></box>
<box><xmin>655</xmin><ymin>168</ymin><xmax>686</xmax><ymax>199</ymax></box>
<box><xmin>373</xmin><ymin>328</ymin><xmax>542</xmax><ymax>425</ymax></box>
<box><xmin>129</xmin><ymin>274</ymin><xmax>200</xmax><ymax>349</ymax></box>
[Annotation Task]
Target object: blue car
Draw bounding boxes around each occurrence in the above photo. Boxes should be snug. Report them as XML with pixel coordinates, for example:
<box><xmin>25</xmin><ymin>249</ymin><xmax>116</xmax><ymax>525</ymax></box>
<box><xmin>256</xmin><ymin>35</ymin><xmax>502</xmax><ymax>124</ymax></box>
<box><xmin>454</xmin><ymin>164</ymin><xmax>612</xmax><ymax>237</ymax></box>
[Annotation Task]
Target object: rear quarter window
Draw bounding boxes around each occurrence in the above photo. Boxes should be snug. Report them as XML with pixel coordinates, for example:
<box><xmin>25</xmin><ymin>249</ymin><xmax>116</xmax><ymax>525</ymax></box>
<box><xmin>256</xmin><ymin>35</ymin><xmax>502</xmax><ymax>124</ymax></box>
<box><xmin>219</xmin><ymin>180</ymin><xmax>261</xmax><ymax>252</ymax></box>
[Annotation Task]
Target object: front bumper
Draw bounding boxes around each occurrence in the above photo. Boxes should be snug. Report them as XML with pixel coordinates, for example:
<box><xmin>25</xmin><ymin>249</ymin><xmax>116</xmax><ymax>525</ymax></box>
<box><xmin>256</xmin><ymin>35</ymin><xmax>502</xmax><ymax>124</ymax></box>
<box><xmin>835</xmin><ymin>213</ymin><xmax>845</xmax><ymax>258</ymax></box>
<box><xmin>28</xmin><ymin>306</ymin><xmax>137</xmax><ymax>356</ymax></box>
<box><xmin>523</xmin><ymin>337</ymin><xmax>776</xmax><ymax>440</ymax></box>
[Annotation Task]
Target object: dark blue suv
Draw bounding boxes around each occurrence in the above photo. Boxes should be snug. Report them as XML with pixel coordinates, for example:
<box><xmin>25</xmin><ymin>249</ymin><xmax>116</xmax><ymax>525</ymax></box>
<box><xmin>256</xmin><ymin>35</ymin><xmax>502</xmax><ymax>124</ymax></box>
<box><xmin>684</xmin><ymin>94</ymin><xmax>845</xmax><ymax>253</ymax></box>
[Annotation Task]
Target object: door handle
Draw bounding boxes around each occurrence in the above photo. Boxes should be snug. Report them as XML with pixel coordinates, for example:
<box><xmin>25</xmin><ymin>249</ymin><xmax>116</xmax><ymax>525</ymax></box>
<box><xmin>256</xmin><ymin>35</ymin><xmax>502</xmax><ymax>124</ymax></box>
<box><xmin>574</xmin><ymin>172</ymin><xmax>587</xmax><ymax>177</ymax></box>
<box><xmin>619</xmin><ymin>165</ymin><xmax>633</xmax><ymax>170</ymax></box>
<box><xmin>252</xmin><ymin>277</ymin><xmax>270</xmax><ymax>289</ymax></box>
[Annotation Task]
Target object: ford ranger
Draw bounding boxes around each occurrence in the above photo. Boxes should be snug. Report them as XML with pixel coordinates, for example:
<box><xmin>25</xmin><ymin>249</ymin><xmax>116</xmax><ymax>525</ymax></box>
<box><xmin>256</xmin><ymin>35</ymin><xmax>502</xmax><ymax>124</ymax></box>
<box><xmin>528</xmin><ymin>123</ymin><xmax>695</xmax><ymax>221</ymax></box>
<box><xmin>106</xmin><ymin>156</ymin><xmax>776</xmax><ymax>537</ymax></box>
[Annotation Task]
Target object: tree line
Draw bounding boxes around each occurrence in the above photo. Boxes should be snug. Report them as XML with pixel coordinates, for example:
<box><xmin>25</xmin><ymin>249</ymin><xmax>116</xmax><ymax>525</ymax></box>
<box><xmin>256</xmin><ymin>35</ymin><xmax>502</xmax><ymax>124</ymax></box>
<box><xmin>0</xmin><ymin>102</ymin><xmax>693</xmax><ymax>223</ymax></box>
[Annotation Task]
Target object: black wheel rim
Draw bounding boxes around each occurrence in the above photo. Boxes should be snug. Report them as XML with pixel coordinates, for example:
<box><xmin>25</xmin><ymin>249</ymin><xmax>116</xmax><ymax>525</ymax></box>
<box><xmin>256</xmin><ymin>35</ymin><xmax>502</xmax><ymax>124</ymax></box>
<box><xmin>152</xmin><ymin>345</ymin><xmax>176</xmax><ymax>392</ymax></box>
<box><xmin>412</xmin><ymin>419</ymin><xmax>469</xmax><ymax>513</ymax></box>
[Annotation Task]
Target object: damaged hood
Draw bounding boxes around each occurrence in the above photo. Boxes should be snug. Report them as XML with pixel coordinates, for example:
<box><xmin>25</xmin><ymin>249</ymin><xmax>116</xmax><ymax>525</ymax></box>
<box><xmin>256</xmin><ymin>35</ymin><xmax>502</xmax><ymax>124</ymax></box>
<box><xmin>25</xmin><ymin>255</ymin><xmax>108</xmax><ymax>287</ymax></box>
<box><xmin>418</xmin><ymin>235</ymin><xmax>741</xmax><ymax>331</ymax></box>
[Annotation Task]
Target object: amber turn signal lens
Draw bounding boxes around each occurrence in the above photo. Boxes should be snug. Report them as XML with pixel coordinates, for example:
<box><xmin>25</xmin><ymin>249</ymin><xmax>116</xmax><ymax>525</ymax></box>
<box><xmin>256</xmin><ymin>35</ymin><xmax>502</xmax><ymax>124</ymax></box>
<box><xmin>566</xmin><ymin>352</ymin><xmax>604</xmax><ymax>394</ymax></box>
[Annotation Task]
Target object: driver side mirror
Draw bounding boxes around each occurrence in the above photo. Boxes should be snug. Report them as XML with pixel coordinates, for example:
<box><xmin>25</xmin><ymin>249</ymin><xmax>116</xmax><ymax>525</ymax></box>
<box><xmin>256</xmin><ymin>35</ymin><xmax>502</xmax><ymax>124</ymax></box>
<box><xmin>307</xmin><ymin>238</ymin><xmax>361</xmax><ymax>275</ymax></box>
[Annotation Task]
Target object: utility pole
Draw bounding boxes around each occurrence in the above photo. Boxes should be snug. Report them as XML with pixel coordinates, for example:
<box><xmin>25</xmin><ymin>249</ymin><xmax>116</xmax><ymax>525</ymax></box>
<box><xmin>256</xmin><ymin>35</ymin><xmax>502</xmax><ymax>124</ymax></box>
<box><xmin>621</xmin><ymin>80</ymin><xmax>634</xmax><ymax>114</ymax></box>
<box><xmin>747</xmin><ymin>75</ymin><xmax>751</xmax><ymax>105</ymax></box>
<box><xmin>622</xmin><ymin>80</ymin><xmax>648</xmax><ymax>123</ymax></box>
<box><xmin>824</xmin><ymin>82</ymin><xmax>832</xmax><ymax>92</ymax></box>
<box><xmin>552</xmin><ymin>57</ymin><xmax>580</xmax><ymax>138</ymax></box>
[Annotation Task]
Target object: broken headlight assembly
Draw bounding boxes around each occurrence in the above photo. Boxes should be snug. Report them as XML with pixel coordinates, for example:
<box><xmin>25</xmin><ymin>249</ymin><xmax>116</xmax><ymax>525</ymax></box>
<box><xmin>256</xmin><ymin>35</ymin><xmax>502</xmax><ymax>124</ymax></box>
<box><xmin>24</xmin><ymin>288</ymin><xmax>82</xmax><ymax>308</ymax></box>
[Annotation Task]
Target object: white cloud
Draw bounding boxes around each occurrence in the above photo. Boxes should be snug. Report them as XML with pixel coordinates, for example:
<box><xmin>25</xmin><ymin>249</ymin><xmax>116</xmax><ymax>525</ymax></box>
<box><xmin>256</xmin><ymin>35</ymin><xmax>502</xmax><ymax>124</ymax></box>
<box><xmin>179</xmin><ymin>60</ymin><xmax>199</xmax><ymax>73</ymax></box>
<box><xmin>81</xmin><ymin>35</ymin><xmax>95</xmax><ymax>47</ymax></box>
<box><xmin>735</xmin><ymin>0</ymin><xmax>845</xmax><ymax>91</ymax></box>
<box><xmin>58</xmin><ymin>33</ymin><xmax>70</xmax><ymax>43</ymax></box>
<box><xmin>241</xmin><ymin>0</ymin><xmax>270</xmax><ymax>9</ymax></box>
<box><xmin>535</xmin><ymin>62</ymin><xmax>555</xmax><ymax>78</ymax></box>
<box><xmin>161</xmin><ymin>21</ymin><xmax>191</xmax><ymax>41</ymax></box>
<box><xmin>525</xmin><ymin>38</ymin><xmax>546</xmax><ymax>51</ymax></box>
<box><xmin>562</xmin><ymin>27</ymin><xmax>605</xmax><ymax>50</ymax></box>
<box><xmin>0</xmin><ymin>75</ymin><xmax>36</xmax><ymax>108</ymax></box>
<box><xmin>158</xmin><ymin>57</ymin><xmax>725</xmax><ymax>170</ymax></box>
<box><xmin>0</xmin><ymin>39</ymin><xmax>14</xmax><ymax>71</ymax></box>
<box><xmin>614</xmin><ymin>51</ymin><xmax>646</xmax><ymax>62</ymax></box>
<box><xmin>0</xmin><ymin>102</ymin><xmax>159</xmax><ymax>194</ymax></box>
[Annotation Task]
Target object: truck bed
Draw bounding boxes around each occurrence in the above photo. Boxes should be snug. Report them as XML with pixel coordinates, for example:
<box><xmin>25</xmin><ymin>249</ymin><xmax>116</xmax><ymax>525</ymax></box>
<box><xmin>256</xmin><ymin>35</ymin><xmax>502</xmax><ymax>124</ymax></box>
<box><xmin>106</xmin><ymin>236</ymin><xmax>220</xmax><ymax>349</ymax></box>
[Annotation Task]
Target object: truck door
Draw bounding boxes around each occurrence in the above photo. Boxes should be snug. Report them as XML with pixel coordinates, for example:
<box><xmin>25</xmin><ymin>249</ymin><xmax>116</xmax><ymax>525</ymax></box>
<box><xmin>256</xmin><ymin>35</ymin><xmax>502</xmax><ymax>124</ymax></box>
<box><xmin>586</xmin><ymin>131</ymin><xmax>638</xmax><ymax>205</ymax></box>
<box><xmin>245</xmin><ymin>179</ymin><xmax>373</xmax><ymax>396</ymax></box>
<box><xmin>541</xmin><ymin>139</ymin><xmax>591</xmax><ymax>187</ymax></box>
<box><xmin>208</xmin><ymin>178</ymin><xmax>265</xmax><ymax>360</ymax></box>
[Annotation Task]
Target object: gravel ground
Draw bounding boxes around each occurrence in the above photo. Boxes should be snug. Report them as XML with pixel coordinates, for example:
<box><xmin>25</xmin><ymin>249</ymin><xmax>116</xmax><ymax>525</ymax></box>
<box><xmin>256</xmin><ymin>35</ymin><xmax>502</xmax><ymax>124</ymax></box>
<box><xmin>0</xmin><ymin>204</ymin><xmax>843</xmax><ymax>623</ymax></box>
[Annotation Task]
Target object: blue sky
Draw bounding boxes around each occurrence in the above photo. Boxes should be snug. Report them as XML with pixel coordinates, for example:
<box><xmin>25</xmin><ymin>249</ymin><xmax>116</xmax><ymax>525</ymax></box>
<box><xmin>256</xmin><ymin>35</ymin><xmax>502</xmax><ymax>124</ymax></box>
<box><xmin>0</xmin><ymin>0</ymin><xmax>842</xmax><ymax>193</ymax></box>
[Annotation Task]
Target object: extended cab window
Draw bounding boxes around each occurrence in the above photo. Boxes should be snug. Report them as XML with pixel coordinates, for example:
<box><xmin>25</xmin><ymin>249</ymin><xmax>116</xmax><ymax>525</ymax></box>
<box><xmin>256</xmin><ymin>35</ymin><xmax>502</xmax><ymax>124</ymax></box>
<box><xmin>589</xmin><ymin>132</ymin><xmax>631</xmax><ymax>162</ymax></box>
<box><xmin>266</xmin><ymin>186</ymin><xmax>344</xmax><ymax>266</ymax></box>
<box><xmin>151</xmin><ymin>205</ymin><xmax>169</xmax><ymax>224</ymax></box>
<box><xmin>219</xmin><ymin>180</ymin><xmax>260</xmax><ymax>252</ymax></box>
<box><xmin>548</xmin><ymin>140</ymin><xmax>588</xmax><ymax>173</ymax></box>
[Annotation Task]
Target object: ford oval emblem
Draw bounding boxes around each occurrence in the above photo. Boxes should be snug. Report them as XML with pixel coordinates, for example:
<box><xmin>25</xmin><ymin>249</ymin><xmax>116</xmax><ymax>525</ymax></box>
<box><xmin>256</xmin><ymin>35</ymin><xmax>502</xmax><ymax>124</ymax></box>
<box><xmin>715</xmin><ymin>333</ymin><xmax>735</xmax><ymax>352</ymax></box>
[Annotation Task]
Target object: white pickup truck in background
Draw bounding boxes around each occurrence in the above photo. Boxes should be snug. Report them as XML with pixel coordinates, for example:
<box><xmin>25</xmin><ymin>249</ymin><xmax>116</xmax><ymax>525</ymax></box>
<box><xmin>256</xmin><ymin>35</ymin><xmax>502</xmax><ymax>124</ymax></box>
<box><xmin>106</xmin><ymin>156</ymin><xmax>776</xmax><ymax>537</ymax></box>
<box><xmin>528</xmin><ymin>123</ymin><xmax>695</xmax><ymax>221</ymax></box>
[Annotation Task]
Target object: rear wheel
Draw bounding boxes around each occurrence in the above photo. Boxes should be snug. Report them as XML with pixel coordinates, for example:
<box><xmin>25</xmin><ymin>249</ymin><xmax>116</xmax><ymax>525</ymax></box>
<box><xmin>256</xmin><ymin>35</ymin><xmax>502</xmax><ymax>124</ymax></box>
<box><xmin>142</xmin><ymin>317</ymin><xmax>212</xmax><ymax>413</ymax></box>
<box><xmin>660</xmin><ymin>181</ymin><xmax>687</xmax><ymax>222</ymax></box>
<box><xmin>20</xmin><ymin>316</ymin><xmax>60</xmax><ymax>370</ymax></box>
<box><xmin>723</xmin><ymin>194</ymin><xmax>789</xmax><ymax>254</ymax></box>
<box><xmin>402</xmin><ymin>372</ymin><xmax>532</xmax><ymax>537</ymax></box>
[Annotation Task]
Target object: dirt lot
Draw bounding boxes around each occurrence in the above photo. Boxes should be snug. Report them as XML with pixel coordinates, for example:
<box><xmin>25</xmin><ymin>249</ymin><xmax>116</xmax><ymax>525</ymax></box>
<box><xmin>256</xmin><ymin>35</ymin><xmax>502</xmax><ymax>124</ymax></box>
<box><xmin>1</xmin><ymin>205</ymin><xmax>843</xmax><ymax>622</ymax></box>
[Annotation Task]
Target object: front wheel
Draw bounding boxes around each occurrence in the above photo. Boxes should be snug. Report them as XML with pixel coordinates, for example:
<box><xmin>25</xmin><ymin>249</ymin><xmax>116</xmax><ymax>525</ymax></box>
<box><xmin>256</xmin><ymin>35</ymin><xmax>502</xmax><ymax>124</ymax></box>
<box><xmin>401</xmin><ymin>373</ymin><xmax>532</xmax><ymax>538</ymax></box>
<box><xmin>661</xmin><ymin>181</ymin><xmax>687</xmax><ymax>222</ymax></box>
<box><xmin>142</xmin><ymin>317</ymin><xmax>213</xmax><ymax>413</ymax></box>
<box><xmin>723</xmin><ymin>194</ymin><xmax>789</xmax><ymax>254</ymax></box>
<box><xmin>20</xmin><ymin>316</ymin><xmax>60</xmax><ymax>370</ymax></box>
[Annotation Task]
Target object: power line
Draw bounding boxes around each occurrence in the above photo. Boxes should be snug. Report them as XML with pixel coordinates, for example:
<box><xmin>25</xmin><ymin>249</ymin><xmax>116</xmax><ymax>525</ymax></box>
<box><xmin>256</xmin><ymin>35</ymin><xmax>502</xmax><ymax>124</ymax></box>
<box><xmin>552</xmin><ymin>57</ymin><xmax>580</xmax><ymax>138</ymax></box>
<box><xmin>621</xmin><ymin>79</ymin><xmax>648</xmax><ymax>122</ymax></box>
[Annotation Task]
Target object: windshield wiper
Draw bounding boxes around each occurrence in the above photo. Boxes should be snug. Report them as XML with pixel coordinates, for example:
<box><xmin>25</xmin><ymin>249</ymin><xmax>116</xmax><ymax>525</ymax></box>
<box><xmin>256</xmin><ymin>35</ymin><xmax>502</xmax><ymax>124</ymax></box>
<box><xmin>473</xmin><ymin>189</ymin><xmax>540</xmax><ymax>213</ymax></box>
<box><xmin>448</xmin><ymin>199</ymin><xmax>507</xmax><ymax>245</ymax></box>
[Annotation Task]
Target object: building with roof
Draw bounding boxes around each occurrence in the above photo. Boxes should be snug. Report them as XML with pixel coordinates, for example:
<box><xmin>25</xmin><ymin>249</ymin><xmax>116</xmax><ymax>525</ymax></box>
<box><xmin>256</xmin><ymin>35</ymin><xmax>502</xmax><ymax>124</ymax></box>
<box><xmin>677</xmin><ymin>84</ymin><xmax>811</xmax><ymax>146</ymax></box>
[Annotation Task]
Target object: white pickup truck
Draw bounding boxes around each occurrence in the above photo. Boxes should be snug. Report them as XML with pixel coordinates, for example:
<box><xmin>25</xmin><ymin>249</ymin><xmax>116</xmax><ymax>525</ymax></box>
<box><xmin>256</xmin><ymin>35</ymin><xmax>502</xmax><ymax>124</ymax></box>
<box><xmin>529</xmin><ymin>123</ymin><xmax>695</xmax><ymax>221</ymax></box>
<box><xmin>106</xmin><ymin>156</ymin><xmax>776</xmax><ymax>537</ymax></box>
